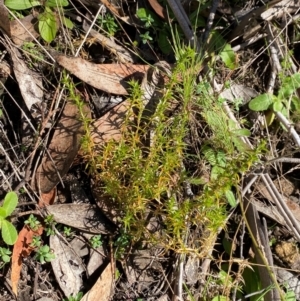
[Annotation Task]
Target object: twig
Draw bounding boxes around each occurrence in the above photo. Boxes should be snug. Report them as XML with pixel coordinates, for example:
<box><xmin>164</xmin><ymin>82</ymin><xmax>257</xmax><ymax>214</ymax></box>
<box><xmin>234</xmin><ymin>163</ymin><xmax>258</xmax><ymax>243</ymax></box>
<box><xmin>266</xmin><ymin>23</ymin><xmax>281</xmax><ymax>93</ymax></box>
<box><xmin>275</xmin><ymin>111</ymin><xmax>300</xmax><ymax>147</ymax></box>
<box><xmin>166</xmin><ymin>0</ymin><xmax>199</xmax><ymax>50</ymax></box>
<box><xmin>201</xmin><ymin>0</ymin><xmax>219</xmax><ymax>46</ymax></box>
<box><xmin>261</xmin><ymin>173</ymin><xmax>300</xmax><ymax>241</ymax></box>
<box><xmin>232</xmin><ymin>34</ymin><xmax>267</xmax><ymax>52</ymax></box>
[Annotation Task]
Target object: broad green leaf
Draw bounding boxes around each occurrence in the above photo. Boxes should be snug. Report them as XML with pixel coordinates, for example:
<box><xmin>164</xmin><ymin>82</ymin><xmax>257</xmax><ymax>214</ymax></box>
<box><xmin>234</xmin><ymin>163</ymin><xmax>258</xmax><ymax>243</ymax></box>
<box><xmin>0</xmin><ymin>208</ymin><xmax>7</xmax><ymax>219</ymax></box>
<box><xmin>278</xmin><ymin>73</ymin><xmax>300</xmax><ymax>99</ymax></box>
<box><xmin>216</xmin><ymin>151</ymin><xmax>226</xmax><ymax>168</ymax></box>
<box><xmin>249</xmin><ymin>93</ymin><xmax>274</xmax><ymax>111</ymax></box>
<box><xmin>225</xmin><ymin>190</ymin><xmax>237</xmax><ymax>207</ymax></box>
<box><xmin>211</xmin><ymin>166</ymin><xmax>225</xmax><ymax>180</ymax></box>
<box><xmin>1</xmin><ymin>220</ymin><xmax>18</xmax><ymax>245</ymax></box>
<box><xmin>232</xmin><ymin>137</ymin><xmax>251</xmax><ymax>152</ymax></box>
<box><xmin>46</xmin><ymin>0</ymin><xmax>68</xmax><ymax>6</ymax></box>
<box><xmin>158</xmin><ymin>31</ymin><xmax>172</xmax><ymax>54</ymax></box>
<box><xmin>219</xmin><ymin>44</ymin><xmax>238</xmax><ymax>70</ymax></box>
<box><xmin>222</xmin><ymin>236</ymin><xmax>233</xmax><ymax>255</ymax></box>
<box><xmin>285</xmin><ymin>290</ymin><xmax>296</xmax><ymax>301</ymax></box>
<box><xmin>202</xmin><ymin>146</ymin><xmax>217</xmax><ymax>166</ymax></box>
<box><xmin>242</xmin><ymin>266</ymin><xmax>261</xmax><ymax>300</ymax></box>
<box><xmin>136</xmin><ymin>8</ymin><xmax>148</xmax><ymax>19</ymax></box>
<box><xmin>5</xmin><ymin>0</ymin><xmax>40</xmax><ymax>9</ymax></box>
<box><xmin>231</xmin><ymin>128</ymin><xmax>251</xmax><ymax>137</ymax></box>
<box><xmin>189</xmin><ymin>11</ymin><xmax>205</xmax><ymax>27</ymax></box>
<box><xmin>62</xmin><ymin>16</ymin><xmax>73</xmax><ymax>29</ymax></box>
<box><xmin>3</xmin><ymin>191</ymin><xmax>18</xmax><ymax>216</ymax></box>
<box><xmin>38</xmin><ymin>11</ymin><xmax>58</xmax><ymax>43</ymax></box>
<box><xmin>265</xmin><ymin>110</ymin><xmax>275</xmax><ymax>127</ymax></box>
<box><xmin>272</xmin><ymin>100</ymin><xmax>283</xmax><ymax>112</ymax></box>
<box><xmin>208</xmin><ymin>30</ymin><xmax>226</xmax><ymax>54</ymax></box>
<box><xmin>211</xmin><ymin>296</ymin><xmax>227</xmax><ymax>301</ymax></box>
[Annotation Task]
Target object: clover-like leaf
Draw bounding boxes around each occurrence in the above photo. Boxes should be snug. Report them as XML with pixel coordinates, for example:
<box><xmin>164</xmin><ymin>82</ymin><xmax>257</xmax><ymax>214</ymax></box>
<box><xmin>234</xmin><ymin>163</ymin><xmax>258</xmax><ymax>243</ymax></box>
<box><xmin>3</xmin><ymin>191</ymin><xmax>18</xmax><ymax>217</ymax></box>
<box><xmin>1</xmin><ymin>220</ymin><xmax>18</xmax><ymax>245</ymax></box>
<box><xmin>46</xmin><ymin>0</ymin><xmax>68</xmax><ymax>7</ymax></box>
<box><xmin>5</xmin><ymin>0</ymin><xmax>40</xmax><ymax>10</ymax></box>
<box><xmin>219</xmin><ymin>44</ymin><xmax>238</xmax><ymax>70</ymax></box>
<box><xmin>225</xmin><ymin>190</ymin><xmax>237</xmax><ymax>207</ymax></box>
<box><xmin>38</xmin><ymin>10</ymin><xmax>58</xmax><ymax>43</ymax></box>
<box><xmin>249</xmin><ymin>93</ymin><xmax>274</xmax><ymax>111</ymax></box>
<box><xmin>0</xmin><ymin>208</ymin><xmax>7</xmax><ymax>219</ymax></box>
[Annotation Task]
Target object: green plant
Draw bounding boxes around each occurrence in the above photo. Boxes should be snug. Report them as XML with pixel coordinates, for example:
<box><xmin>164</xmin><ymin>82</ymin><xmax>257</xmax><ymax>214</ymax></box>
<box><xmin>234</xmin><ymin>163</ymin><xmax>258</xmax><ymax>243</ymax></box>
<box><xmin>137</xmin><ymin>8</ymin><xmax>155</xmax><ymax>28</ymax></box>
<box><xmin>114</xmin><ymin>231</ymin><xmax>131</xmax><ymax>259</ymax></box>
<box><xmin>89</xmin><ymin>235</ymin><xmax>102</xmax><ymax>248</ymax></box>
<box><xmin>0</xmin><ymin>247</ymin><xmax>12</xmax><ymax>268</ymax></box>
<box><xmin>34</xmin><ymin>244</ymin><xmax>55</xmax><ymax>264</ymax></box>
<box><xmin>97</xmin><ymin>13</ymin><xmax>119</xmax><ymax>36</ymax></box>
<box><xmin>0</xmin><ymin>191</ymin><xmax>18</xmax><ymax>245</ymax></box>
<box><xmin>22</xmin><ymin>41</ymin><xmax>44</xmax><ymax>63</ymax></box>
<box><xmin>63</xmin><ymin>292</ymin><xmax>83</xmax><ymax>301</ymax></box>
<box><xmin>30</xmin><ymin>235</ymin><xmax>42</xmax><ymax>248</ymax></box>
<box><xmin>5</xmin><ymin>0</ymin><xmax>74</xmax><ymax>42</ymax></box>
<box><xmin>24</xmin><ymin>214</ymin><xmax>41</xmax><ymax>231</ymax></box>
<box><xmin>249</xmin><ymin>73</ymin><xmax>300</xmax><ymax>125</ymax></box>
<box><xmin>139</xmin><ymin>31</ymin><xmax>153</xmax><ymax>44</ymax></box>
<box><xmin>44</xmin><ymin>214</ymin><xmax>56</xmax><ymax>236</ymax></box>
<box><xmin>63</xmin><ymin>226</ymin><xmax>72</xmax><ymax>237</ymax></box>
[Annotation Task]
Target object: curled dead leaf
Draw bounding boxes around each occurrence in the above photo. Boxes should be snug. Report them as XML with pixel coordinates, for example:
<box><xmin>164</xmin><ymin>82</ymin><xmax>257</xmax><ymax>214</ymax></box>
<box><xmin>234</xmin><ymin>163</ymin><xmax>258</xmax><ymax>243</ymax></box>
<box><xmin>11</xmin><ymin>226</ymin><xmax>44</xmax><ymax>296</ymax></box>
<box><xmin>81</xmin><ymin>262</ymin><xmax>114</xmax><ymax>301</ymax></box>
<box><xmin>34</xmin><ymin>101</ymin><xmax>90</xmax><ymax>193</ymax></box>
<box><xmin>50</xmin><ymin>50</ymin><xmax>149</xmax><ymax>95</ymax></box>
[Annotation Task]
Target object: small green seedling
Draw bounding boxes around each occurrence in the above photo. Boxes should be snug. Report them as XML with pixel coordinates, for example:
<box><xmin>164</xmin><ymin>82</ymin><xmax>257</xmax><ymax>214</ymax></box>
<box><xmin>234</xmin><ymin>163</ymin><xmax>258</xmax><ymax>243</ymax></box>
<box><xmin>139</xmin><ymin>31</ymin><xmax>153</xmax><ymax>44</ymax></box>
<box><xmin>24</xmin><ymin>214</ymin><xmax>41</xmax><ymax>231</ymax></box>
<box><xmin>249</xmin><ymin>73</ymin><xmax>300</xmax><ymax>125</ymax></box>
<box><xmin>89</xmin><ymin>235</ymin><xmax>102</xmax><ymax>248</ymax></box>
<box><xmin>97</xmin><ymin>13</ymin><xmax>119</xmax><ymax>36</ymax></box>
<box><xmin>34</xmin><ymin>245</ymin><xmax>55</xmax><ymax>264</ymax></box>
<box><xmin>63</xmin><ymin>292</ymin><xmax>83</xmax><ymax>301</ymax></box>
<box><xmin>0</xmin><ymin>247</ymin><xmax>12</xmax><ymax>268</ymax></box>
<box><xmin>30</xmin><ymin>235</ymin><xmax>42</xmax><ymax>248</ymax></box>
<box><xmin>44</xmin><ymin>214</ymin><xmax>56</xmax><ymax>236</ymax></box>
<box><xmin>0</xmin><ymin>191</ymin><xmax>18</xmax><ymax>245</ymax></box>
<box><xmin>63</xmin><ymin>226</ymin><xmax>72</xmax><ymax>237</ymax></box>
<box><xmin>5</xmin><ymin>0</ymin><xmax>73</xmax><ymax>43</ymax></box>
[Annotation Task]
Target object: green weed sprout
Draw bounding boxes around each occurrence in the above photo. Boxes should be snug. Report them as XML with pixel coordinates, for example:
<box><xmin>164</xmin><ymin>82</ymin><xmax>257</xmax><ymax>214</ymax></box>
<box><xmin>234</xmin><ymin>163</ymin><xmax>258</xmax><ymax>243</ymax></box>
<box><xmin>34</xmin><ymin>245</ymin><xmax>55</xmax><ymax>264</ymax></box>
<box><xmin>5</xmin><ymin>0</ymin><xmax>73</xmax><ymax>43</ymax></box>
<box><xmin>0</xmin><ymin>191</ymin><xmax>18</xmax><ymax>245</ymax></box>
<box><xmin>63</xmin><ymin>292</ymin><xmax>83</xmax><ymax>301</ymax></box>
<box><xmin>24</xmin><ymin>214</ymin><xmax>41</xmax><ymax>231</ymax></box>
<box><xmin>89</xmin><ymin>235</ymin><xmax>102</xmax><ymax>248</ymax></box>
<box><xmin>0</xmin><ymin>247</ymin><xmax>12</xmax><ymax>268</ymax></box>
<box><xmin>249</xmin><ymin>73</ymin><xmax>300</xmax><ymax>125</ymax></box>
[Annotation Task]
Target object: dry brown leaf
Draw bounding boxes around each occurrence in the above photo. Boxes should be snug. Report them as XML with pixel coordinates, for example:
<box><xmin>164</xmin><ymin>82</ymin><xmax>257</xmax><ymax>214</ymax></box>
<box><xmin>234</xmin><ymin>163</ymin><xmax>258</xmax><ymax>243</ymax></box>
<box><xmin>90</xmin><ymin>101</ymin><xmax>131</xmax><ymax>153</ymax></box>
<box><xmin>11</xmin><ymin>225</ymin><xmax>44</xmax><ymax>295</ymax></box>
<box><xmin>11</xmin><ymin>188</ymin><xmax>56</xmax><ymax>296</ymax></box>
<box><xmin>44</xmin><ymin>203</ymin><xmax>115</xmax><ymax>234</ymax></box>
<box><xmin>0</xmin><ymin>0</ymin><xmax>11</xmax><ymax>36</ymax></box>
<box><xmin>34</xmin><ymin>101</ymin><xmax>90</xmax><ymax>193</ymax></box>
<box><xmin>49</xmin><ymin>50</ymin><xmax>149</xmax><ymax>95</ymax></box>
<box><xmin>148</xmin><ymin>0</ymin><xmax>165</xmax><ymax>19</ymax></box>
<box><xmin>6</xmin><ymin>40</ymin><xmax>43</xmax><ymax>110</ymax></box>
<box><xmin>50</xmin><ymin>235</ymin><xmax>84</xmax><ymax>297</ymax></box>
<box><xmin>10</xmin><ymin>14</ymin><xmax>39</xmax><ymax>46</ymax></box>
<box><xmin>82</xmin><ymin>20</ymin><xmax>134</xmax><ymax>63</ymax></box>
<box><xmin>38</xmin><ymin>188</ymin><xmax>57</xmax><ymax>208</ymax></box>
<box><xmin>81</xmin><ymin>262</ymin><xmax>114</xmax><ymax>301</ymax></box>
